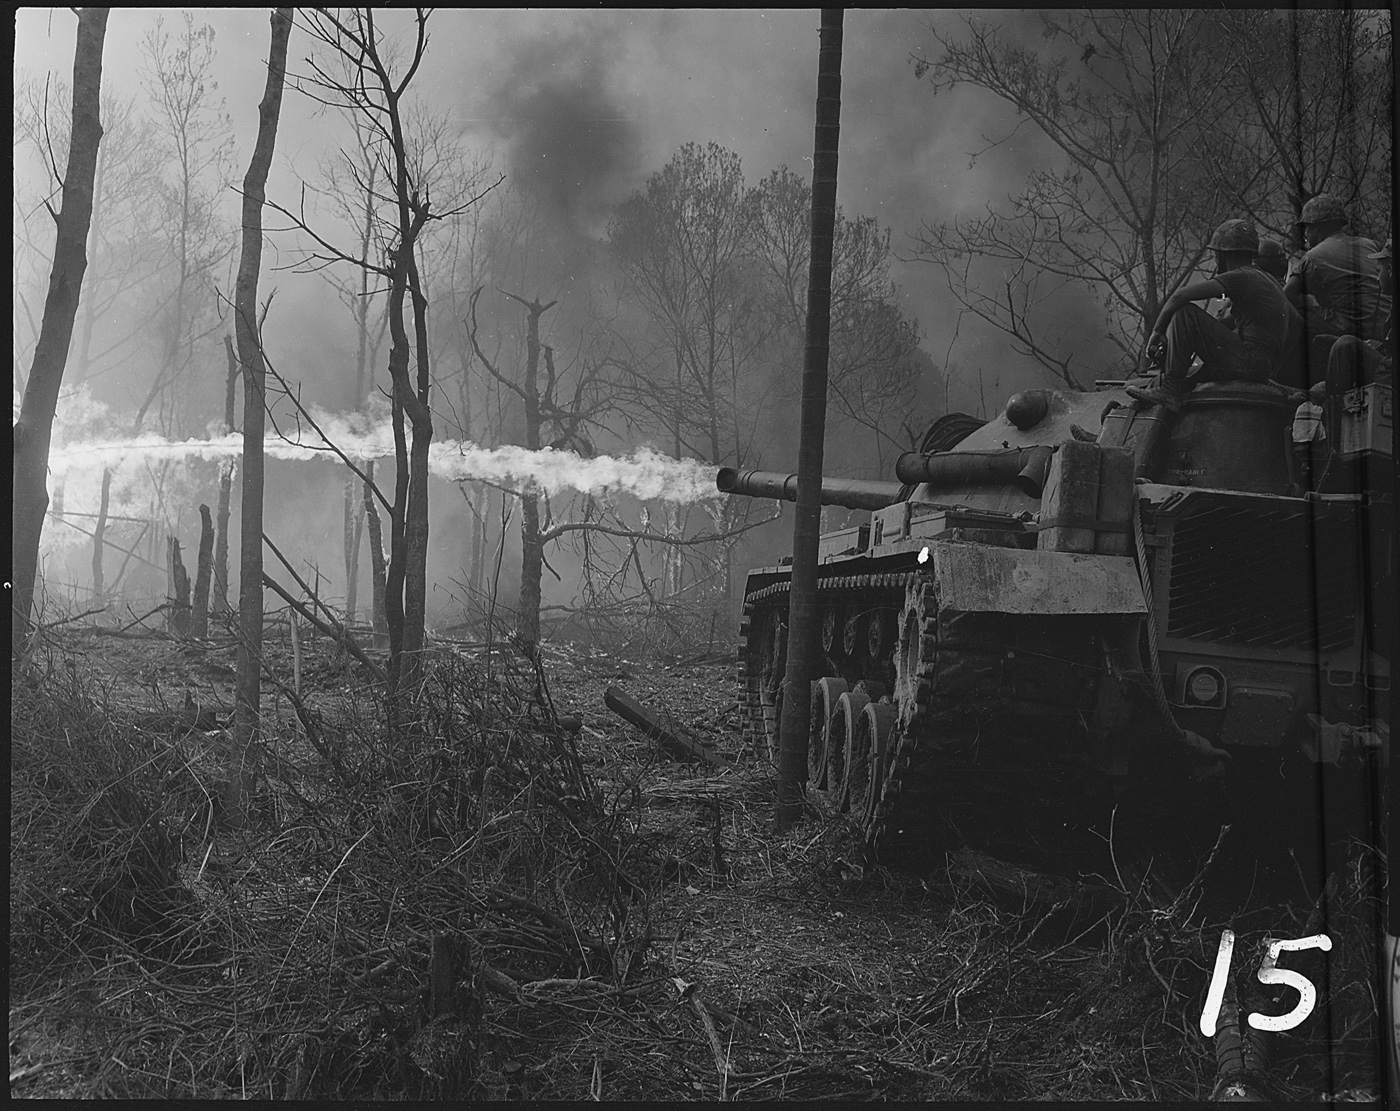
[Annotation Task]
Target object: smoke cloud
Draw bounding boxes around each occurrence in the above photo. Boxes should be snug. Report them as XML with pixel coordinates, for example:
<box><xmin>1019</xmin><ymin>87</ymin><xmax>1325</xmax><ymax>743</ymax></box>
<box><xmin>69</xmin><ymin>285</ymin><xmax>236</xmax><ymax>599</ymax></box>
<box><xmin>48</xmin><ymin>417</ymin><xmax>722</xmax><ymax>504</ymax></box>
<box><xmin>482</xmin><ymin>22</ymin><xmax>641</xmax><ymax>238</ymax></box>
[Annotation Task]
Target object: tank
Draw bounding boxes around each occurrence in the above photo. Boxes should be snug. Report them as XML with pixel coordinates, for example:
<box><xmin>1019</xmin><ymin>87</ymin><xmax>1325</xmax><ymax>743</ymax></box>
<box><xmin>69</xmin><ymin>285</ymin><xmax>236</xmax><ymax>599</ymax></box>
<box><xmin>722</xmin><ymin>380</ymin><xmax>1393</xmax><ymax>872</ymax></box>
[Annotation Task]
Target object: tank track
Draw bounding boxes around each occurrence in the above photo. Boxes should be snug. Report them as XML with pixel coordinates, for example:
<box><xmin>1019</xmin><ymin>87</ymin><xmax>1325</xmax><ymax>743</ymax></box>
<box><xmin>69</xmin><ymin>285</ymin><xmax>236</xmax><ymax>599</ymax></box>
<box><xmin>739</xmin><ymin>568</ymin><xmax>1108</xmax><ymax>862</ymax></box>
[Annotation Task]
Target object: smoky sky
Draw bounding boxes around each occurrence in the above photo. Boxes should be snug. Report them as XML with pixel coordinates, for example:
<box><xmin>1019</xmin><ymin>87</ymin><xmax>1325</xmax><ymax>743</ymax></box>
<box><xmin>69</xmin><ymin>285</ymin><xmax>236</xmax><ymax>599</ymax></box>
<box><xmin>14</xmin><ymin>7</ymin><xmax>1139</xmax><ymax>432</ymax></box>
<box><xmin>481</xmin><ymin>25</ymin><xmax>642</xmax><ymax>239</ymax></box>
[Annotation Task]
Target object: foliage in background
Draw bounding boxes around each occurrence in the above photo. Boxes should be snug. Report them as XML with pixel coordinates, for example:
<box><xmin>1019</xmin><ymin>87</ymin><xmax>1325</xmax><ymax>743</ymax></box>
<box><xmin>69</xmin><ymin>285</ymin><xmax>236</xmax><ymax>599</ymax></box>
<box><xmin>910</xmin><ymin>7</ymin><xmax>1393</xmax><ymax>381</ymax></box>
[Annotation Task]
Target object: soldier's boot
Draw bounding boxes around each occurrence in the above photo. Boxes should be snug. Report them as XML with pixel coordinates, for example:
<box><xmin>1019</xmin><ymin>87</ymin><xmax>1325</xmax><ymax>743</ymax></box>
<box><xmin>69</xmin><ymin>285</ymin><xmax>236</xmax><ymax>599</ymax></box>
<box><xmin>1125</xmin><ymin>376</ymin><xmax>1185</xmax><ymax>412</ymax></box>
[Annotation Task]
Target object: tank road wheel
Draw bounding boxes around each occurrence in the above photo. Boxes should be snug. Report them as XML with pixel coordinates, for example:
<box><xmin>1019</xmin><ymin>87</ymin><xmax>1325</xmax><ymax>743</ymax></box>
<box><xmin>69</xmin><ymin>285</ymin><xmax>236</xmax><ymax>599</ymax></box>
<box><xmin>826</xmin><ymin>689</ymin><xmax>870</xmax><ymax>813</ymax></box>
<box><xmin>847</xmin><ymin>701</ymin><xmax>896</xmax><ymax>830</ymax></box>
<box><xmin>820</xmin><ymin>605</ymin><xmax>845</xmax><ymax>662</ymax></box>
<box><xmin>809</xmin><ymin>677</ymin><xmax>848</xmax><ymax>790</ymax></box>
<box><xmin>867</xmin><ymin>607</ymin><xmax>895</xmax><ymax>663</ymax></box>
<box><xmin>842</xmin><ymin>610</ymin><xmax>865</xmax><ymax>659</ymax></box>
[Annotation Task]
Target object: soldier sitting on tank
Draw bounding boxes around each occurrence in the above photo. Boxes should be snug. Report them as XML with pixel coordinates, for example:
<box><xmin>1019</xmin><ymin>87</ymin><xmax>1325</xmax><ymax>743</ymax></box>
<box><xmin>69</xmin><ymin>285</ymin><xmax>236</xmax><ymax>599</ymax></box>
<box><xmin>1212</xmin><ymin>239</ymin><xmax>1294</xmax><ymax>369</ymax></box>
<box><xmin>1321</xmin><ymin>237</ymin><xmax>1394</xmax><ymax>398</ymax></box>
<box><xmin>1283</xmin><ymin>194</ymin><xmax>1390</xmax><ymax>369</ymax></box>
<box><xmin>1127</xmin><ymin>219</ymin><xmax>1298</xmax><ymax>412</ymax></box>
<box><xmin>1255</xmin><ymin>238</ymin><xmax>1290</xmax><ymax>284</ymax></box>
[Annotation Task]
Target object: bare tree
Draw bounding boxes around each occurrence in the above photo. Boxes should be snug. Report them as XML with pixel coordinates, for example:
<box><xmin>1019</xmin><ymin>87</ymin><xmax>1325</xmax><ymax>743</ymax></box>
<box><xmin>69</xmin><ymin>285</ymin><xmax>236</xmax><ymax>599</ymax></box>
<box><xmin>291</xmin><ymin>8</ymin><xmax>494</xmax><ymax>705</ymax></box>
<box><xmin>213</xmin><ymin>334</ymin><xmax>239</xmax><ymax>612</ymax></box>
<box><xmin>313</xmin><ymin>113</ymin><xmax>388</xmax><ymax>622</ymax></box>
<box><xmin>609</xmin><ymin>143</ymin><xmax>776</xmax><ymax>601</ymax></box>
<box><xmin>609</xmin><ymin>142</ymin><xmax>771</xmax><ymax>467</ymax></box>
<box><xmin>362</xmin><ymin>461</ymin><xmax>390</xmax><ymax>649</ymax></box>
<box><xmin>467</xmin><ymin>290</ymin><xmax>595</xmax><ymax>652</ymax></box>
<box><xmin>750</xmin><ymin>166</ymin><xmax>923</xmax><ymax>475</ymax></box>
<box><xmin>13</xmin><ymin>78</ymin><xmax>162</xmax><ymax>389</ymax></box>
<box><xmin>1192</xmin><ymin>9</ymin><xmax>1393</xmax><ymax>240</ymax></box>
<box><xmin>466</xmin><ymin>286</ymin><xmax>765</xmax><ymax>655</ymax></box>
<box><xmin>909</xmin><ymin>10</ymin><xmax>1234</xmax><ymax>381</ymax></box>
<box><xmin>228</xmin><ymin>7</ymin><xmax>293</xmax><ymax>830</ymax></box>
<box><xmin>440</xmin><ymin>177</ymin><xmax>545</xmax><ymax>611</ymax></box>
<box><xmin>776</xmin><ymin>6</ymin><xmax>845</xmax><ymax>829</ymax></box>
<box><xmin>132</xmin><ymin>13</ymin><xmax>237</xmax><ymax>435</ymax></box>
<box><xmin>12</xmin><ymin>8</ymin><xmax>109</xmax><ymax>657</ymax></box>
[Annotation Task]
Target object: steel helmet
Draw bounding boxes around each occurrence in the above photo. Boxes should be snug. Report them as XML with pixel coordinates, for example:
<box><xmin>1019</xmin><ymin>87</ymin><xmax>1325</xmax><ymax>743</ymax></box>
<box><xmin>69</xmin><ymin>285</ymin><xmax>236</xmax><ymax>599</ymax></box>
<box><xmin>1254</xmin><ymin>238</ymin><xmax>1288</xmax><ymax>277</ymax></box>
<box><xmin>1299</xmin><ymin>194</ymin><xmax>1348</xmax><ymax>227</ymax></box>
<box><xmin>1208</xmin><ymin>218</ymin><xmax>1260</xmax><ymax>255</ymax></box>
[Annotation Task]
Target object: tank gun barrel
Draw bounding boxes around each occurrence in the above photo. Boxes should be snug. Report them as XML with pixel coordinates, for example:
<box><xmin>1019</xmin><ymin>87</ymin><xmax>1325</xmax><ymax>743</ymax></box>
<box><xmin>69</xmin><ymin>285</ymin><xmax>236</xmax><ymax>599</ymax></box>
<box><xmin>716</xmin><ymin>467</ymin><xmax>903</xmax><ymax>511</ymax></box>
<box><xmin>895</xmin><ymin>446</ymin><xmax>1053</xmax><ymax>498</ymax></box>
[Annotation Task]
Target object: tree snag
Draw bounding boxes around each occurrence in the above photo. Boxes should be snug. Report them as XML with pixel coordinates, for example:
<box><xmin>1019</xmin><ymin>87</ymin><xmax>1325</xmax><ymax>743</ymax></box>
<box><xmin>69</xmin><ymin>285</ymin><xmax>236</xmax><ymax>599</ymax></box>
<box><xmin>776</xmin><ymin>9</ymin><xmax>843</xmax><ymax>830</ymax></box>
<box><xmin>11</xmin><ymin>8</ymin><xmax>109</xmax><ymax>657</ymax></box>
<box><xmin>191</xmin><ymin>503</ymin><xmax>214</xmax><ymax>638</ymax></box>
<box><xmin>228</xmin><ymin>7</ymin><xmax>292</xmax><ymax>829</ymax></box>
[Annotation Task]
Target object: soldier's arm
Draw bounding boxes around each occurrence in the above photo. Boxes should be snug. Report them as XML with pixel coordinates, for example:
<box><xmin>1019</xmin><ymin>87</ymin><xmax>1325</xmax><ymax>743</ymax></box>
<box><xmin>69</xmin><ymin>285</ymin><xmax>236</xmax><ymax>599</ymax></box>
<box><xmin>1150</xmin><ymin>278</ymin><xmax>1225</xmax><ymax>340</ymax></box>
<box><xmin>1282</xmin><ymin>271</ymin><xmax>1305</xmax><ymax>307</ymax></box>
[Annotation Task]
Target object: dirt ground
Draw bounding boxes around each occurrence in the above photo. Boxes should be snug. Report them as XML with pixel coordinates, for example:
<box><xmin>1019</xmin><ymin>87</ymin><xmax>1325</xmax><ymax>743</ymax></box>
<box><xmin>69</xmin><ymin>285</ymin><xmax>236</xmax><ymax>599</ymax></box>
<box><xmin>9</xmin><ymin>619</ymin><xmax>1387</xmax><ymax>1101</ymax></box>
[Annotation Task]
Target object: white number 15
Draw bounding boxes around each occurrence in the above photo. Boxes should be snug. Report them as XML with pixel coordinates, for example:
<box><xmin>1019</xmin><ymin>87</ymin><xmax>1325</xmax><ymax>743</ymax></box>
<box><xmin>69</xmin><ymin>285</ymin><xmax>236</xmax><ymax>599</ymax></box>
<box><xmin>1199</xmin><ymin>929</ymin><xmax>1333</xmax><ymax>1036</ymax></box>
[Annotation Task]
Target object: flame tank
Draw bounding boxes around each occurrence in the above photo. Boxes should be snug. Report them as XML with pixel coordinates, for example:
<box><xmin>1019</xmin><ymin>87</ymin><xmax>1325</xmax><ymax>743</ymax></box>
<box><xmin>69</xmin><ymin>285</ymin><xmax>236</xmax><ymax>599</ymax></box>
<box><xmin>722</xmin><ymin>379</ymin><xmax>1392</xmax><ymax>873</ymax></box>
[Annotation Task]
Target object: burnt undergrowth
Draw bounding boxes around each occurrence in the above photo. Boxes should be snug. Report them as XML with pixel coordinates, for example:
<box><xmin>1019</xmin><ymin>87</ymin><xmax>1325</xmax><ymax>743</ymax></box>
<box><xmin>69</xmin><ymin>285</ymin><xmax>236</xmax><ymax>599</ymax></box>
<box><xmin>9</xmin><ymin>617</ymin><xmax>1388</xmax><ymax>1101</ymax></box>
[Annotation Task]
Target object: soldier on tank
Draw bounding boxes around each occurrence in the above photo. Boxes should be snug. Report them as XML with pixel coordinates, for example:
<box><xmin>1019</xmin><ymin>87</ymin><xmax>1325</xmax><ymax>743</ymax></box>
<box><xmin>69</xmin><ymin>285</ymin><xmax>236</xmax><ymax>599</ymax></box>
<box><xmin>1284</xmin><ymin>194</ymin><xmax>1390</xmax><ymax>347</ymax></box>
<box><xmin>1255</xmin><ymin>238</ymin><xmax>1290</xmax><ymax>284</ymax></box>
<box><xmin>1287</xmin><ymin>237</ymin><xmax>1393</xmax><ymax>492</ymax></box>
<box><xmin>1320</xmin><ymin>237</ymin><xmax>1393</xmax><ymax>397</ymax></box>
<box><xmin>1127</xmin><ymin>219</ymin><xmax>1300</xmax><ymax>412</ymax></box>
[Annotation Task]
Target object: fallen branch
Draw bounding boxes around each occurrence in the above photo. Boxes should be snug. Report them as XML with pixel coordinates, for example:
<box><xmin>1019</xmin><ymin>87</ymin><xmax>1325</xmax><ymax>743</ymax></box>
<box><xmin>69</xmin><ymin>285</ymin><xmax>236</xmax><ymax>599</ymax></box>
<box><xmin>261</xmin><ymin>572</ymin><xmax>387</xmax><ymax>685</ymax></box>
<box><xmin>949</xmin><ymin>849</ymin><xmax>1126</xmax><ymax>927</ymax></box>
<box><xmin>485</xmin><ymin>890</ymin><xmax>613</xmax><ymax>967</ymax></box>
<box><xmin>77</xmin><ymin>626</ymin><xmax>176</xmax><ymax>642</ymax></box>
<box><xmin>34</xmin><ymin>606</ymin><xmax>108</xmax><ymax>632</ymax></box>
<box><xmin>603</xmin><ymin>686</ymin><xmax>729</xmax><ymax>767</ymax></box>
<box><xmin>692</xmin><ymin>993</ymin><xmax>734</xmax><ymax>1080</ymax></box>
<box><xmin>120</xmin><ymin>602</ymin><xmax>175</xmax><ymax>633</ymax></box>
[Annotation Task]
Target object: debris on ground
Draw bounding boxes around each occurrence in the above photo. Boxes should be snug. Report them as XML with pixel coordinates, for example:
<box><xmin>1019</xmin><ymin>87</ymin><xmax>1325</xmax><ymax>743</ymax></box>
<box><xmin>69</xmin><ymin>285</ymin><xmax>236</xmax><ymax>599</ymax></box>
<box><xmin>8</xmin><ymin>623</ymin><xmax>1385</xmax><ymax>1100</ymax></box>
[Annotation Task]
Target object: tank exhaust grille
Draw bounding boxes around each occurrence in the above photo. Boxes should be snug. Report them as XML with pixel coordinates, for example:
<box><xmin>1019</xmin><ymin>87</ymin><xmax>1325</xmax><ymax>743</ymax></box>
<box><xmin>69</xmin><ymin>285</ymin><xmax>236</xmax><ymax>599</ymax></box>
<box><xmin>1165</xmin><ymin>498</ymin><xmax>1360</xmax><ymax>652</ymax></box>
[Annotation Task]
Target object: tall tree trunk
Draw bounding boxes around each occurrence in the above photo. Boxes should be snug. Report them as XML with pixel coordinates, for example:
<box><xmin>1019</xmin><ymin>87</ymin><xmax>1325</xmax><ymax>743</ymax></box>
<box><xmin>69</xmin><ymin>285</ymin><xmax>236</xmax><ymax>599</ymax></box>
<box><xmin>512</xmin><ymin>297</ymin><xmax>553</xmax><ymax>656</ymax></box>
<box><xmin>384</xmin><ymin>395</ymin><xmax>411</xmax><ymax>689</ymax></box>
<box><xmin>353</xmin><ymin>162</ymin><xmax>376</xmax><ymax>408</ymax></box>
<box><xmin>92</xmin><ymin>467</ymin><xmax>112</xmax><ymax>602</ymax></box>
<box><xmin>776</xmin><ymin>9</ymin><xmax>843</xmax><ymax>829</ymax></box>
<box><xmin>343</xmin><ymin>474</ymin><xmax>360</xmax><ymax>621</ymax></box>
<box><xmin>382</xmin><ymin>256</ymin><xmax>432</xmax><ymax>701</ymax></box>
<box><xmin>214</xmin><ymin>334</ymin><xmax>239</xmax><ymax>612</ymax></box>
<box><xmin>73</xmin><ymin>138</ymin><xmax>106</xmax><ymax>385</ymax></box>
<box><xmin>191</xmin><ymin>503</ymin><xmax>214</xmax><ymax>638</ymax></box>
<box><xmin>12</xmin><ymin>7</ymin><xmax>109</xmax><ymax>656</ymax></box>
<box><xmin>229</xmin><ymin>8</ymin><xmax>292</xmax><ymax>829</ymax></box>
<box><xmin>518</xmin><ymin>492</ymin><xmax>543</xmax><ymax>650</ymax></box>
<box><xmin>468</xmin><ymin>481</ymin><xmax>487</xmax><ymax>601</ymax></box>
<box><xmin>363</xmin><ymin>461</ymin><xmax>390</xmax><ymax>650</ymax></box>
<box><xmin>401</xmin><ymin>255</ymin><xmax>434</xmax><ymax>688</ymax></box>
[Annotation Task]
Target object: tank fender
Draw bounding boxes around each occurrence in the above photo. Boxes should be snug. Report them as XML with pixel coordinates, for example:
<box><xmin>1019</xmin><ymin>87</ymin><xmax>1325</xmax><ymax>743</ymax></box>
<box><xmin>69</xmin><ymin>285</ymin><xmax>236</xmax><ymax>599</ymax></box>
<box><xmin>927</xmin><ymin>542</ymin><xmax>1147</xmax><ymax>616</ymax></box>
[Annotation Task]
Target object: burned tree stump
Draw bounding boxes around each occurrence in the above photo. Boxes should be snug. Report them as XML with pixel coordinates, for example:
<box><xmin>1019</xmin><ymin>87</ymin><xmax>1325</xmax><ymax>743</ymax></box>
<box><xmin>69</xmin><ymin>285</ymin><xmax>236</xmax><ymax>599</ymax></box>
<box><xmin>191</xmin><ymin>504</ymin><xmax>215</xmax><ymax>638</ymax></box>
<box><xmin>167</xmin><ymin>537</ymin><xmax>191</xmax><ymax>636</ymax></box>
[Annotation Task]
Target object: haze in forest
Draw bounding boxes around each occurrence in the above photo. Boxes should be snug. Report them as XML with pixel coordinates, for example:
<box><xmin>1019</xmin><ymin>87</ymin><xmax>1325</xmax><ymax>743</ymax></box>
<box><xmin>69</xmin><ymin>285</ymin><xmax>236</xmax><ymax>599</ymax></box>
<box><xmin>13</xmin><ymin>8</ymin><xmax>1391</xmax><ymax>638</ymax></box>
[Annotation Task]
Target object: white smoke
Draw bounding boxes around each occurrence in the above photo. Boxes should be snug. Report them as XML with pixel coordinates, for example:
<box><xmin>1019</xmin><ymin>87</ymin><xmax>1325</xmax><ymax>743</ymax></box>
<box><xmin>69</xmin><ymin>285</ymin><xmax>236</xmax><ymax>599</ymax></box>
<box><xmin>47</xmin><ymin>416</ymin><xmax>722</xmax><ymax>504</ymax></box>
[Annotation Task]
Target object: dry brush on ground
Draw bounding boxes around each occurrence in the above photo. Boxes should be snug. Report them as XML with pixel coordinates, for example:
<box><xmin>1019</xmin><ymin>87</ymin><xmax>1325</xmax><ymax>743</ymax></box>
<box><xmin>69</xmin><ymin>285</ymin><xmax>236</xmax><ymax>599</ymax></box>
<box><xmin>10</xmin><ymin>617</ymin><xmax>1385</xmax><ymax>1100</ymax></box>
